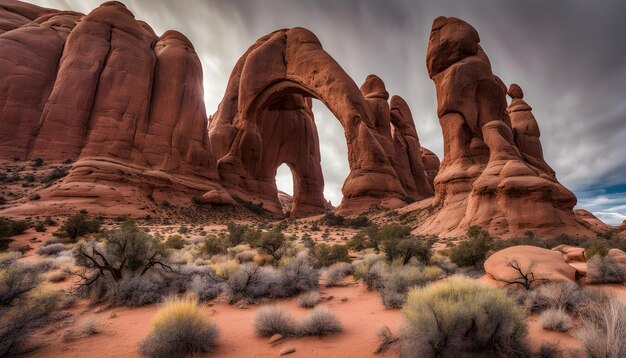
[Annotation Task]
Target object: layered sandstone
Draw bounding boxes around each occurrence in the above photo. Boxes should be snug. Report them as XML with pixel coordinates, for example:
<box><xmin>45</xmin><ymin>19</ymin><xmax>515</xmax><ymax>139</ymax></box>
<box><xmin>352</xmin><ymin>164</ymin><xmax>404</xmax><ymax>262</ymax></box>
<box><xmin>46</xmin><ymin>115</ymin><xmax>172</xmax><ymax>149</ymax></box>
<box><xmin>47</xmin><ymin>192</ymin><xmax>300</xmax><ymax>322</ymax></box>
<box><xmin>0</xmin><ymin>1</ymin><xmax>228</xmax><ymax>216</ymax></box>
<box><xmin>417</xmin><ymin>16</ymin><xmax>597</xmax><ymax>237</ymax></box>
<box><xmin>209</xmin><ymin>28</ymin><xmax>436</xmax><ymax>217</ymax></box>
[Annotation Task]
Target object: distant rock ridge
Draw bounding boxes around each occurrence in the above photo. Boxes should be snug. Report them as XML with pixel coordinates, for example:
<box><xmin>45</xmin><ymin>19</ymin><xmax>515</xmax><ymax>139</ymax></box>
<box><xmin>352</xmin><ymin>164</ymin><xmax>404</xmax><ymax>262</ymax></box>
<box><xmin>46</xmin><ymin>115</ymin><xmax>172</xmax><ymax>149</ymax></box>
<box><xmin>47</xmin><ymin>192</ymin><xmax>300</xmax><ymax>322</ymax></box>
<box><xmin>0</xmin><ymin>1</ymin><xmax>610</xmax><ymax>237</ymax></box>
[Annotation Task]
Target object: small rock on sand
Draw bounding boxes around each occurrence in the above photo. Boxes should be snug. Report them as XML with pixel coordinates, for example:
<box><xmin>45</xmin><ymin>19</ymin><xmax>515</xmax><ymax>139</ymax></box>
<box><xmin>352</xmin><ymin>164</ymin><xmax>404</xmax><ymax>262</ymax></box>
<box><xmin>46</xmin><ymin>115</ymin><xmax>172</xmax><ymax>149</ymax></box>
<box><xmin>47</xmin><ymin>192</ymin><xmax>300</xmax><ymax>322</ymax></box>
<box><xmin>280</xmin><ymin>347</ymin><xmax>296</xmax><ymax>355</ymax></box>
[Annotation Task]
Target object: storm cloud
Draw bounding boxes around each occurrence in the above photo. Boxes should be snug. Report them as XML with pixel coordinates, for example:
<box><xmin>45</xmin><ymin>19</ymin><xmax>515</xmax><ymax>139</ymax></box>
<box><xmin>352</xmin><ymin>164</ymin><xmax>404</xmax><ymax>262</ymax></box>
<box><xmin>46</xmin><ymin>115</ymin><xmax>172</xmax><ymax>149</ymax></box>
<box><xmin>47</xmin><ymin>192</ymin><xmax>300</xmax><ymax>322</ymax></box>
<box><xmin>28</xmin><ymin>0</ymin><xmax>626</xmax><ymax>224</ymax></box>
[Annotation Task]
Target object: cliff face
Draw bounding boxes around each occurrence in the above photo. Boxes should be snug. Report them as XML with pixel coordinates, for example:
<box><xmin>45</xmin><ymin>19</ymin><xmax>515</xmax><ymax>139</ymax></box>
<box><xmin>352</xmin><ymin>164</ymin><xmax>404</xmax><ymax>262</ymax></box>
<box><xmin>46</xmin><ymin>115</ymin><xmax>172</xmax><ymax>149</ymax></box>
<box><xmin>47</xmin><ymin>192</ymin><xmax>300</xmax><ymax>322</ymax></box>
<box><xmin>417</xmin><ymin>16</ymin><xmax>595</xmax><ymax>237</ymax></box>
<box><xmin>0</xmin><ymin>1</ymin><xmax>229</xmax><ymax>216</ymax></box>
<box><xmin>0</xmin><ymin>2</ymin><xmax>607</xmax><ymax>237</ymax></box>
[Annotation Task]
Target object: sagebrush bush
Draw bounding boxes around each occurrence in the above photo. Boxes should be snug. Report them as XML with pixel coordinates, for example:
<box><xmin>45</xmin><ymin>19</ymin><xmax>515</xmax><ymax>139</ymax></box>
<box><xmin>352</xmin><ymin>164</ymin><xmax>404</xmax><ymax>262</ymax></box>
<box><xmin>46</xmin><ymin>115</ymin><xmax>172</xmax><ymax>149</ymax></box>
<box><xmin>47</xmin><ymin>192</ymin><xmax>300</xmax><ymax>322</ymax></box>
<box><xmin>323</xmin><ymin>262</ymin><xmax>353</xmax><ymax>287</ymax></box>
<box><xmin>379</xmin><ymin>265</ymin><xmax>443</xmax><ymax>308</ymax></box>
<box><xmin>225</xmin><ymin>263</ymin><xmax>274</xmax><ymax>303</ymax></box>
<box><xmin>88</xmin><ymin>273</ymin><xmax>170</xmax><ymax>307</ymax></box>
<box><xmin>0</xmin><ymin>266</ymin><xmax>61</xmax><ymax>356</ymax></box>
<box><xmin>0</xmin><ymin>251</ymin><xmax>21</xmax><ymax>268</ymax></box>
<box><xmin>272</xmin><ymin>254</ymin><xmax>319</xmax><ymax>297</ymax></box>
<box><xmin>576</xmin><ymin>295</ymin><xmax>626</xmax><ymax>358</ymax></box>
<box><xmin>586</xmin><ymin>255</ymin><xmax>626</xmax><ymax>284</ymax></box>
<box><xmin>527</xmin><ymin>281</ymin><xmax>585</xmax><ymax>313</ymax></box>
<box><xmin>139</xmin><ymin>296</ymin><xmax>219</xmax><ymax>357</ymax></box>
<box><xmin>540</xmin><ymin>308</ymin><xmax>572</xmax><ymax>332</ymax></box>
<box><xmin>235</xmin><ymin>250</ymin><xmax>256</xmax><ymax>263</ymax></box>
<box><xmin>363</xmin><ymin>262</ymin><xmax>386</xmax><ymax>291</ymax></box>
<box><xmin>254</xmin><ymin>305</ymin><xmax>297</xmax><ymax>336</ymax></box>
<box><xmin>537</xmin><ymin>341</ymin><xmax>562</xmax><ymax>358</ymax></box>
<box><xmin>176</xmin><ymin>263</ymin><xmax>222</xmax><ymax>301</ymax></box>
<box><xmin>298</xmin><ymin>305</ymin><xmax>342</xmax><ymax>336</ymax></box>
<box><xmin>42</xmin><ymin>238</ymin><xmax>61</xmax><ymax>246</ymax></box>
<box><xmin>37</xmin><ymin>243</ymin><xmax>67</xmax><ymax>256</ymax></box>
<box><xmin>163</xmin><ymin>235</ymin><xmax>185</xmax><ymax>250</ymax></box>
<box><xmin>298</xmin><ymin>291</ymin><xmax>321</xmax><ymax>308</ymax></box>
<box><xmin>400</xmin><ymin>276</ymin><xmax>529</xmax><ymax>358</ymax></box>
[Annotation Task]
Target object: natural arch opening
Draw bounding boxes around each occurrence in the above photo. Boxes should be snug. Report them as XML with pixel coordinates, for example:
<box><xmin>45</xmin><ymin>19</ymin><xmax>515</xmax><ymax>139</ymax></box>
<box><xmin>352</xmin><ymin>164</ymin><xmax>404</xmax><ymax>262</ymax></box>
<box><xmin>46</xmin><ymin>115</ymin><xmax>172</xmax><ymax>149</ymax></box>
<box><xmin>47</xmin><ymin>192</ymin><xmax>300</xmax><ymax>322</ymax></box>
<box><xmin>275</xmin><ymin>163</ymin><xmax>295</xmax><ymax>214</ymax></box>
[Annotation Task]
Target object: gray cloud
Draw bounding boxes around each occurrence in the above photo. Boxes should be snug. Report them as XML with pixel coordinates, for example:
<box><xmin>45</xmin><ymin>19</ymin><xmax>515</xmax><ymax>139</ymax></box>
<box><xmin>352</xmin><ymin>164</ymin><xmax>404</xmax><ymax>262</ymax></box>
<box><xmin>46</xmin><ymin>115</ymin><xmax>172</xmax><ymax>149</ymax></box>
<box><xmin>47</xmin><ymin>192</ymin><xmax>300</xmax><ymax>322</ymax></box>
<box><xmin>28</xmin><ymin>0</ymin><xmax>626</xmax><ymax>222</ymax></box>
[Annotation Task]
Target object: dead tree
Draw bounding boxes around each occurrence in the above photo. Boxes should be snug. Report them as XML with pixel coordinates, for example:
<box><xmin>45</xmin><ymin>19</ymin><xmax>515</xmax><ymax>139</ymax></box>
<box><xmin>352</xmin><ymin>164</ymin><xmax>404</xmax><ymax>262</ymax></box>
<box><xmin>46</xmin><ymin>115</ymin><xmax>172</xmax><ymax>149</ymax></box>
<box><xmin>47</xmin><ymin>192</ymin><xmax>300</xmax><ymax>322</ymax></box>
<box><xmin>501</xmin><ymin>258</ymin><xmax>547</xmax><ymax>290</ymax></box>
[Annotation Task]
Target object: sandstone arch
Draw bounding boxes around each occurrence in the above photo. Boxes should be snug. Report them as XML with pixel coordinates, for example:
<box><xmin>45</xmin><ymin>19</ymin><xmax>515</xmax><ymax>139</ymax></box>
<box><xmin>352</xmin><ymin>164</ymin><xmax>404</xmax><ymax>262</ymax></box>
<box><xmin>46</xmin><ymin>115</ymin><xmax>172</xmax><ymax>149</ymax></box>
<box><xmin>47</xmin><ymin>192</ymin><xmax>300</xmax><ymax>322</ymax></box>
<box><xmin>209</xmin><ymin>27</ymin><xmax>435</xmax><ymax>217</ymax></box>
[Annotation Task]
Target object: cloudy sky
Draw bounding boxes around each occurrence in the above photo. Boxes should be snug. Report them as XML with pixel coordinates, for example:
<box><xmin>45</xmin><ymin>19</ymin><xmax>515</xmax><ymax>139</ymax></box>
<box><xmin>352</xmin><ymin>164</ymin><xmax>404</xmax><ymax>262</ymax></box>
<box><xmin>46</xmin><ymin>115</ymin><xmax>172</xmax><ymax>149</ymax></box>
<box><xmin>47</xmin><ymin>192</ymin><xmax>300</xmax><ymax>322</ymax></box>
<box><xmin>30</xmin><ymin>0</ymin><xmax>626</xmax><ymax>224</ymax></box>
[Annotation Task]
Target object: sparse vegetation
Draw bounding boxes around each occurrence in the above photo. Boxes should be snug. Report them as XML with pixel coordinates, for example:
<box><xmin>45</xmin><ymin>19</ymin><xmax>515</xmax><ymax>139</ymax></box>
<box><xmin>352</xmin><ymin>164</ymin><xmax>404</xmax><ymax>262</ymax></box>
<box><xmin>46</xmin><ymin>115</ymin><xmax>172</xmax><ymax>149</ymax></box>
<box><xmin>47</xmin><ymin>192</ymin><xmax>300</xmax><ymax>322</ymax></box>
<box><xmin>36</xmin><ymin>243</ymin><xmax>67</xmax><ymax>256</ymax></box>
<box><xmin>449</xmin><ymin>226</ymin><xmax>493</xmax><ymax>268</ymax></box>
<box><xmin>379</xmin><ymin>265</ymin><xmax>443</xmax><ymax>308</ymax></box>
<box><xmin>139</xmin><ymin>296</ymin><xmax>219</xmax><ymax>357</ymax></box>
<box><xmin>323</xmin><ymin>262</ymin><xmax>353</xmax><ymax>287</ymax></box>
<box><xmin>254</xmin><ymin>305</ymin><xmax>298</xmax><ymax>336</ymax></box>
<box><xmin>298</xmin><ymin>291</ymin><xmax>321</xmax><ymax>308</ymax></box>
<box><xmin>309</xmin><ymin>243</ymin><xmax>350</xmax><ymax>268</ymax></box>
<box><xmin>57</xmin><ymin>214</ymin><xmax>101</xmax><ymax>242</ymax></box>
<box><xmin>586</xmin><ymin>255</ymin><xmax>626</xmax><ymax>284</ymax></box>
<box><xmin>298</xmin><ymin>305</ymin><xmax>342</xmax><ymax>336</ymax></box>
<box><xmin>576</xmin><ymin>295</ymin><xmax>626</xmax><ymax>358</ymax></box>
<box><xmin>399</xmin><ymin>276</ymin><xmax>529</xmax><ymax>357</ymax></box>
<box><xmin>540</xmin><ymin>308</ymin><xmax>572</xmax><ymax>332</ymax></box>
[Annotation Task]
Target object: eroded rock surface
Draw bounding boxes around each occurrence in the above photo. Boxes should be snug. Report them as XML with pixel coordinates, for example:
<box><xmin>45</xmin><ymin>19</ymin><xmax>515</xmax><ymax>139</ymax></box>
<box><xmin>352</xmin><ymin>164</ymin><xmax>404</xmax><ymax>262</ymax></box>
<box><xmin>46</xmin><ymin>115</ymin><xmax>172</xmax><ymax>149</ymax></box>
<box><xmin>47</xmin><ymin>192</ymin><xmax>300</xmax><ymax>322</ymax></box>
<box><xmin>208</xmin><ymin>28</ymin><xmax>436</xmax><ymax>217</ymax></box>
<box><xmin>418</xmin><ymin>16</ymin><xmax>595</xmax><ymax>237</ymax></box>
<box><xmin>485</xmin><ymin>246</ymin><xmax>577</xmax><ymax>285</ymax></box>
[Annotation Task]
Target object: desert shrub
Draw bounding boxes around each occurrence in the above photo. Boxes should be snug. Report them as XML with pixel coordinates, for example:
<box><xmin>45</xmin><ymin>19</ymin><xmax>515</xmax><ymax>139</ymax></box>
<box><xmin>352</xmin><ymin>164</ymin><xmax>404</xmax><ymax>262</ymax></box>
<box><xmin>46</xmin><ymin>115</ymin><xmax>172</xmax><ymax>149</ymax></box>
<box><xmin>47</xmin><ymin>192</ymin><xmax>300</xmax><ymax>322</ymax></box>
<box><xmin>93</xmin><ymin>273</ymin><xmax>170</xmax><ymax>307</ymax></box>
<box><xmin>399</xmin><ymin>276</ymin><xmax>529</xmax><ymax>358</ymax></box>
<box><xmin>0</xmin><ymin>264</ymin><xmax>42</xmax><ymax>306</ymax></box>
<box><xmin>253</xmin><ymin>305</ymin><xmax>298</xmax><ymax>337</ymax></box>
<box><xmin>246</xmin><ymin>229</ymin><xmax>289</xmax><ymax>261</ymax></box>
<box><xmin>34</xmin><ymin>222</ymin><xmax>46</xmax><ymax>232</ymax></box>
<box><xmin>430</xmin><ymin>252</ymin><xmax>458</xmax><ymax>274</ymax></box>
<box><xmin>449</xmin><ymin>226</ymin><xmax>493</xmax><ymax>267</ymax></box>
<box><xmin>298</xmin><ymin>291</ymin><xmax>321</xmax><ymax>308</ymax></box>
<box><xmin>200</xmin><ymin>234</ymin><xmax>228</xmax><ymax>256</ymax></box>
<box><xmin>226</xmin><ymin>223</ymin><xmax>248</xmax><ymax>246</ymax></box>
<box><xmin>271</xmin><ymin>254</ymin><xmax>319</xmax><ymax>297</ymax></box>
<box><xmin>301</xmin><ymin>233</ymin><xmax>315</xmax><ymax>249</ymax></box>
<box><xmin>37</xmin><ymin>243</ymin><xmax>67</xmax><ymax>256</ymax></box>
<box><xmin>585</xmin><ymin>242</ymin><xmax>609</xmax><ymax>260</ymax></box>
<box><xmin>298</xmin><ymin>305</ymin><xmax>342</xmax><ymax>336</ymax></box>
<box><xmin>163</xmin><ymin>235</ymin><xmax>185</xmax><ymax>250</ymax></box>
<box><xmin>537</xmin><ymin>341</ymin><xmax>563</xmax><ymax>358</ymax></box>
<box><xmin>235</xmin><ymin>250</ymin><xmax>256</xmax><ymax>263</ymax></box>
<box><xmin>527</xmin><ymin>281</ymin><xmax>585</xmax><ymax>313</ymax></box>
<box><xmin>0</xmin><ymin>217</ymin><xmax>29</xmax><ymax>238</ymax></box>
<box><xmin>225</xmin><ymin>263</ymin><xmax>275</xmax><ymax>303</ymax></box>
<box><xmin>140</xmin><ymin>296</ymin><xmax>219</xmax><ymax>358</ymax></box>
<box><xmin>309</xmin><ymin>243</ymin><xmax>350</xmax><ymax>268</ymax></box>
<box><xmin>540</xmin><ymin>308</ymin><xmax>572</xmax><ymax>332</ymax></box>
<box><xmin>42</xmin><ymin>237</ymin><xmax>61</xmax><ymax>246</ymax></box>
<box><xmin>586</xmin><ymin>255</ymin><xmax>626</xmax><ymax>284</ymax></box>
<box><xmin>32</xmin><ymin>158</ymin><xmax>44</xmax><ymax>167</ymax></box>
<box><xmin>348</xmin><ymin>215</ymin><xmax>370</xmax><ymax>228</ymax></box>
<box><xmin>81</xmin><ymin>318</ymin><xmax>99</xmax><ymax>335</ymax></box>
<box><xmin>42</xmin><ymin>167</ymin><xmax>69</xmax><ymax>183</ymax></box>
<box><xmin>576</xmin><ymin>295</ymin><xmax>626</xmax><ymax>358</ymax></box>
<box><xmin>29</xmin><ymin>193</ymin><xmax>40</xmax><ymax>200</ymax></box>
<box><xmin>379</xmin><ymin>265</ymin><xmax>443</xmax><ymax>308</ymax></box>
<box><xmin>58</xmin><ymin>214</ymin><xmax>101</xmax><ymax>242</ymax></box>
<box><xmin>0</xmin><ymin>261</ymin><xmax>61</xmax><ymax>356</ymax></box>
<box><xmin>211</xmin><ymin>259</ymin><xmax>239</xmax><ymax>280</ymax></box>
<box><xmin>0</xmin><ymin>251</ymin><xmax>21</xmax><ymax>268</ymax></box>
<box><xmin>175</xmin><ymin>264</ymin><xmax>222</xmax><ymax>301</ymax></box>
<box><xmin>323</xmin><ymin>262</ymin><xmax>353</xmax><ymax>287</ymax></box>
<box><xmin>73</xmin><ymin>221</ymin><xmax>172</xmax><ymax>304</ymax></box>
<box><xmin>363</xmin><ymin>261</ymin><xmax>386</xmax><ymax>291</ymax></box>
<box><xmin>0</xmin><ymin>288</ymin><xmax>61</xmax><ymax>356</ymax></box>
<box><xmin>44</xmin><ymin>217</ymin><xmax>56</xmax><ymax>226</ymax></box>
<box><xmin>323</xmin><ymin>212</ymin><xmax>345</xmax><ymax>226</ymax></box>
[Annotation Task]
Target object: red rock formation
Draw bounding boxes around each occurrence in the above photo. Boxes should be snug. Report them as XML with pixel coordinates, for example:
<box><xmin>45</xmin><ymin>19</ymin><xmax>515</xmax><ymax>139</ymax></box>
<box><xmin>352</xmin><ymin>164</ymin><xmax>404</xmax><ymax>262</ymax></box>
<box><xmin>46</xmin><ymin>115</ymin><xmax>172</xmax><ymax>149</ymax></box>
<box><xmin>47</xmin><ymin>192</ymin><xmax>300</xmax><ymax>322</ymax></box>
<box><xmin>419</xmin><ymin>16</ymin><xmax>593</xmax><ymax>237</ymax></box>
<box><xmin>209</xmin><ymin>28</ymin><xmax>436</xmax><ymax>217</ymax></box>
<box><xmin>0</xmin><ymin>1</ymin><xmax>227</xmax><ymax>217</ymax></box>
<box><xmin>485</xmin><ymin>246</ymin><xmax>577</xmax><ymax>285</ymax></box>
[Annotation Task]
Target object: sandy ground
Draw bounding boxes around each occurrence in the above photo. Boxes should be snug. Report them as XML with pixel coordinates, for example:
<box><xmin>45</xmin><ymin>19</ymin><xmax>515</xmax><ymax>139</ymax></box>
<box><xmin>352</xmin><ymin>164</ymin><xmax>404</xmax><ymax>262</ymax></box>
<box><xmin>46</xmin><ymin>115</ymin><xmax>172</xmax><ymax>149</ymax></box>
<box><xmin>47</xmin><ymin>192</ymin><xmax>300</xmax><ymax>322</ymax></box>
<box><xmin>30</xmin><ymin>283</ymin><xmax>402</xmax><ymax>358</ymax></box>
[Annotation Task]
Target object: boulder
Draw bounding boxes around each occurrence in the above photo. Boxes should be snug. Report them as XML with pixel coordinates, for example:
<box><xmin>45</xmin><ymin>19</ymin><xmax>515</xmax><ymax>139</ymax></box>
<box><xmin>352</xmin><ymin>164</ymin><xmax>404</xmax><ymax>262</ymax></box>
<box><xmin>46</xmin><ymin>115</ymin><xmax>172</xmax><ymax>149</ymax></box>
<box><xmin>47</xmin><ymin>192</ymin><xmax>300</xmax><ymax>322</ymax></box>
<box><xmin>484</xmin><ymin>245</ymin><xmax>577</xmax><ymax>285</ymax></box>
